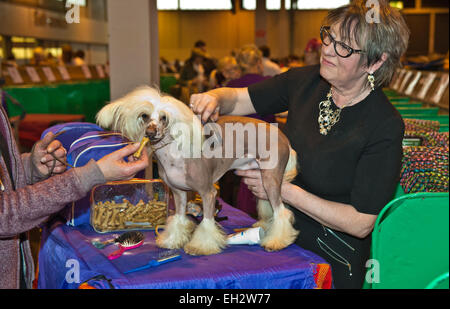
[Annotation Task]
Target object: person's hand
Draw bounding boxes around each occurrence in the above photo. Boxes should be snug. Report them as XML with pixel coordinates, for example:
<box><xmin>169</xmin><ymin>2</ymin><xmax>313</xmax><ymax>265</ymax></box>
<box><xmin>31</xmin><ymin>132</ymin><xmax>67</xmax><ymax>178</ymax></box>
<box><xmin>234</xmin><ymin>169</ymin><xmax>269</xmax><ymax>200</ymax></box>
<box><xmin>190</xmin><ymin>92</ymin><xmax>220</xmax><ymax>123</ymax></box>
<box><xmin>97</xmin><ymin>143</ymin><xmax>149</xmax><ymax>182</ymax></box>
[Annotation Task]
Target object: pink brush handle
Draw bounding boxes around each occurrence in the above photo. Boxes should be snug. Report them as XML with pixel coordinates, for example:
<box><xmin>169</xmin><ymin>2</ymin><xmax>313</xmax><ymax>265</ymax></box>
<box><xmin>108</xmin><ymin>242</ymin><xmax>143</xmax><ymax>260</ymax></box>
<box><xmin>108</xmin><ymin>246</ymin><xmax>126</xmax><ymax>260</ymax></box>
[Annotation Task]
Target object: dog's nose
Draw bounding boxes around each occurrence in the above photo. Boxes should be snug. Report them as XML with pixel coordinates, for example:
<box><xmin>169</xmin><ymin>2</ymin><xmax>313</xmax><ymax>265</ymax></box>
<box><xmin>146</xmin><ymin>123</ymin><xmax>157</xmax><ymax>139</ymax></box>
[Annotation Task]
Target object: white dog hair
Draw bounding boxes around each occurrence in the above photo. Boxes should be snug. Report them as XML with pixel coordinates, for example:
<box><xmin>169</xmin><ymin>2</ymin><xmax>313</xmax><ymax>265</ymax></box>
<box><xmin>96</xmin><ymin>86</ymin><xmax>202</xmax><ymax>149</ymax></box>
<box><xmin>97</xmin><ymin>86</ymin><xmax>299</xmax><ymax>255</ymax></box>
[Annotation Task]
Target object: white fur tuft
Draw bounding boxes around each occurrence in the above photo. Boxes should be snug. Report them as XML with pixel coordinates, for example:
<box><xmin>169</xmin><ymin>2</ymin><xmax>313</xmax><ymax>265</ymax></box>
<box><xmin>261</xmin><ymin>206</ymin><xmax>299</xmax><ymax>251</ymax></box>
<box><xmin>184</xmin><ymin>218</ymin><xmax>227</xmax><ymax>255</ymax></box>
<box><xmin>156</xmin><ymin>214</ymin><xmax>196</xmax><ymax>249</ymax></box>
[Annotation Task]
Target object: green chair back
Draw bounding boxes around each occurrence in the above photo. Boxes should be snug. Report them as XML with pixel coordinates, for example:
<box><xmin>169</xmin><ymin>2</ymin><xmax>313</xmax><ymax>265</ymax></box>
<box><xmin>393</xmin><ymin>102</ymin><xmax>423</xmax><ymax>109</ymax></box>
<box><xmin>397</xmin><ymin>107</ymin><xmax>440</xmax><ymax>117</ymax></box>
<box><xmin>369</xmin><ymin>192</ymin><xmax>449</xmax><ymax>289</ymax></box>
<box><xmin>426</xmin><ymin>272</ymin><xmax>449</xmax><ymax>289</ymax></box>
<box><xmin>389</xmin><ymin>97</ymin><xmax>410</xmax><ymax>103</ymax></box>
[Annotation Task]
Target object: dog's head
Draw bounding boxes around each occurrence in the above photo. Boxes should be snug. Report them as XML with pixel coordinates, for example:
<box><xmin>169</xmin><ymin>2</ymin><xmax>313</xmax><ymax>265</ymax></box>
<box><xmin>96</xmin><ymin>86</ymin><xmax>201</xmax><ymax>145</ymax></box>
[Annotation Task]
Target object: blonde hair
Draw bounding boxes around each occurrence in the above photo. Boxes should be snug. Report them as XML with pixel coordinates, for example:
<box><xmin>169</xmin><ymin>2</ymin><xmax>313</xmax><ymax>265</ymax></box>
<box><xmin>218</xmin><ymin>56</ymin><xmax>238</xmax><ymax>72</ymax></box>
<box><xmin>323</xmin><ymin>0</ymin><xmax>410</xmax><ymax>88</ymax></box>
<box><xmin>236</xmin><ymin>44</ymin><xmax>263</xmax><ymax>74</ymax></box>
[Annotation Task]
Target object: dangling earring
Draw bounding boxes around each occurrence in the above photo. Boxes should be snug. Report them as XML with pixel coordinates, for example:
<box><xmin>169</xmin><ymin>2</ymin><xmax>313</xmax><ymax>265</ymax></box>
<box><xmin>368</xmin><ymin>72</ymin><xmax>375</xmax><ymax>91</ymax></box>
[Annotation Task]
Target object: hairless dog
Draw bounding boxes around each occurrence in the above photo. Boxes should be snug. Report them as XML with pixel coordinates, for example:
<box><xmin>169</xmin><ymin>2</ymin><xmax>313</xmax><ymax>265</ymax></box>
<box><xmin>97</xmin><ymin>86</ymin><xmax>299</xmax><ymax>255</ymax></box>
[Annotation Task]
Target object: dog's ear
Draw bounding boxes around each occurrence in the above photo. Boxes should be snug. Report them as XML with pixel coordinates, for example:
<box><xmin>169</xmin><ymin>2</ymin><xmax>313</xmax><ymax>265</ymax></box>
<box><xmin>96</xmin><ymin>101</ymin><xmax>122</xmax><ymax>130</ymax></box>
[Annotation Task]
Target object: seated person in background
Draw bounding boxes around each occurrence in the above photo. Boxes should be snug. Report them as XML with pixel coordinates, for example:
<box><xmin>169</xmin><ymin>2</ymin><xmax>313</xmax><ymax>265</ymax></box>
<box><xmin>227</xmin><ymin>44</ymin><xmax>275</xmax><ymax>123</ymax></box>
<box><xmin>179</xmin><ymin>48</ymin><xmax>209</xmax><ymax>92</ymax></box>
<box><xmin>259</xmin><ymin>45</ymin><xmax>282</xmax><ymax>77</ymax></box>
<box><xmin>72</xmin><ymin>50</ymin><xmax>86</xmax><ymax>66</ymax></box>
<box><xmin>209</xmin><ymin>56</ymin><xmax>241</xmax><ymax>89</ymax></box>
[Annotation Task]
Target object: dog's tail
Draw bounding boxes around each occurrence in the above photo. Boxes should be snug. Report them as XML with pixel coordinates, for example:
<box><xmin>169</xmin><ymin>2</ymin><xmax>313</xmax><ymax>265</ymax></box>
<box><xmin>283</xmin><ymin>146</ymin><xmax>298</xmax><ymax>183</ymax></box>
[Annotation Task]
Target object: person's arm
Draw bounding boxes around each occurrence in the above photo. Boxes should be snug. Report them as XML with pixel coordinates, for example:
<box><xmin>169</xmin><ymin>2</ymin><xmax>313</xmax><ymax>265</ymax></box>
<box><xmin>237</xmin><ymin>115</ymin><xmax>404</xmax><ymax>239</ymax></box>
<box><xmin>282</xmin><ymin>183</ymin><xmax>377</xmax><ymax>238</ymax></box>
<box><xmin>0</xmin><ymin>160</ymin><xmax>105</xmax><ymax>238</ymax></box>
<box><xmin>190</xmin><ymin>87</ymin><xmax>256</xmax><ymax>123</ymax></box>
<box><xmin>0</xmin><ymin>143</ymin><xmax>148</xmax><ymax>238</ymax></box>
<box><xmin>236</xmin><ymin>169</ymin><xmax>376</xmax><ymax>239</ymax></box>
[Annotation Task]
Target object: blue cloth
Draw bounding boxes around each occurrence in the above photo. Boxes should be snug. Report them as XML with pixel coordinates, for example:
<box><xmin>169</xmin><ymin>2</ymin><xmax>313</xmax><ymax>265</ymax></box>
<box><xmin>38</xmin><ymin>199</ymin><xmax>329</xmax><ymax>289</ymax></box>
<box><xmin>41</xmin><ymin>122</ymin><xmax>103</xmax><ymax>152</ymax></box>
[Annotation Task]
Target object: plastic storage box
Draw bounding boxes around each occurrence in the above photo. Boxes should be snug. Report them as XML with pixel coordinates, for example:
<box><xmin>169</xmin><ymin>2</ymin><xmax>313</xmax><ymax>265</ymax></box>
<box><xmin>90</xmin><ymin>179</ymin><xmax>169</xmax><ymax>233</ymax></box>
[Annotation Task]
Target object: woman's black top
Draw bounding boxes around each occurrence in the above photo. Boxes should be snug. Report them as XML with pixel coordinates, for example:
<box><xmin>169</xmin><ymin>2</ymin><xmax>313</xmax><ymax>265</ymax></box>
<box><xmin>248</xmin><ymin>64</ymin><xmax>404</xmax><ymax>288</ymax></box>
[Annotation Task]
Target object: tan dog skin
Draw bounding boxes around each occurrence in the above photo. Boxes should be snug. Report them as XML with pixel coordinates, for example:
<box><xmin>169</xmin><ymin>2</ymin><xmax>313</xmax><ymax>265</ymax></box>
<box><xmin>96</xmin><ymin>86</ymin><xmax>299</xmax><ymax>255</ymax></box>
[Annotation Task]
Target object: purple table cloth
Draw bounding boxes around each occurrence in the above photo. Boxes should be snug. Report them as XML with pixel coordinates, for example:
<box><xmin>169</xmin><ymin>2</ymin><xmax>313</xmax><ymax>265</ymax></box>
<box><xmin>37</xmin><ymin>199</ymin><xmax>330</xmax><ymax>289</ymax></box>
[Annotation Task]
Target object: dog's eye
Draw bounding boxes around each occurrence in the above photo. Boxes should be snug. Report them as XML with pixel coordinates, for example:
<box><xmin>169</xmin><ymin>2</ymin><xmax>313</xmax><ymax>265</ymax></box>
<box><xmin>161</xmin><ymin>115</ymin><xmax>167</xmax><ymax>123</ymax></box>
<box><xmin>141</xmin><ymin>114</ymin><xmax>149</xmax><ymax>122</ymax></box>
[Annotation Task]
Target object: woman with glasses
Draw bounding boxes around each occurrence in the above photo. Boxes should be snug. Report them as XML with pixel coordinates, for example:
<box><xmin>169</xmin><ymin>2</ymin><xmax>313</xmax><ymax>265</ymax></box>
<box><xmin>190</xmin><ymin>1</ymin><xmax>409</xmax><ymax>288</ymax></box>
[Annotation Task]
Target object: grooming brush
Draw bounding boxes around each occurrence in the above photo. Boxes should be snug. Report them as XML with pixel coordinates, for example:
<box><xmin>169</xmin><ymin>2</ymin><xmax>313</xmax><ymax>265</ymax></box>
<box><xmin>107</xmin><ymin>231</ymin><xmax>145</xmax><ymax>260</ymax></box>
<box><xmin>133</xmin><ymin>137</ymin><xmax>150</xmax><ymax>159</ymax></box>
<box><xmin>124</xmin><ymin>249</ymin><xmax>182</xmax><ymax>274</ymax></box>
<box><xmin>91</xmin><ymin>231</ymin><xmax>134</xmax><ymax>249</ymax></box>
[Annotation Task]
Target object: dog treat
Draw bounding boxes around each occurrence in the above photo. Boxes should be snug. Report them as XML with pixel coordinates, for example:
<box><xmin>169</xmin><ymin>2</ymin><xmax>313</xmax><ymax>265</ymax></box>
<box><xmin>133</xmin><ymin>137</ymin><xmax>150</xmax><ymax>159</ymax></box>
<box><xmin>91</xmin><ymin>198</ymin><xmax>168</xmax><ymax>233</ymax></box>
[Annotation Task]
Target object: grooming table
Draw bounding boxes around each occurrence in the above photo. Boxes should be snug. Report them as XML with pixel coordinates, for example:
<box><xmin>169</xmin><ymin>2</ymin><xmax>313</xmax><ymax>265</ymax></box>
<box><xmin>37</xmin><ymin>199</ymin><xmax>332</xmax><ymax>289</ymax></box>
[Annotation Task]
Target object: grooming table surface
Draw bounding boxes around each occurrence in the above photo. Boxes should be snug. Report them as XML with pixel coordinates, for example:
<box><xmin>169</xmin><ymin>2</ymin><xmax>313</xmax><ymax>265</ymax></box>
<box><xmin>37</xmin><ymin>199</ymin><xmax>332</xmax><ymax>289</ymax></box>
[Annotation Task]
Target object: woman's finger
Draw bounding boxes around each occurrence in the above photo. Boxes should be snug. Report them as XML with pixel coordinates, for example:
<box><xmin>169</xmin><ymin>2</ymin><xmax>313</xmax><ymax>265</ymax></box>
<box><xmin>52</xmin><ymin>165</ymin><xmax>67</xmax><ymax>174</ymax></box>
<box><xmin>235</xmin><ymin>169</ymin><xmax>261</xmax><ymax>179</ymax></box>
<box><xmin>46</xmin><ymin>140</ymin><xmax>63</xmax><ymax>154</ymax></box>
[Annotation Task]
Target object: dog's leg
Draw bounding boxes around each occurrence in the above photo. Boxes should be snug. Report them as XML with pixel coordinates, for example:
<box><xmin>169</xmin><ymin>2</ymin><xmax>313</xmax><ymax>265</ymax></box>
<box><xmin>156</xmin><ymin>188</ymin><xmax>196</xmax><ymax>249</ymax></box>
<box><xmin>259</xmin><ymin>171</ymin><xmax>299</xmax><ymax>252</ymax></box>
<box><xmin>184</xmin><ymin>187</ymin><xmax>227</xmax><ymax>255</ymax></box>
<box><xmin>252</xmin><ymin>199</ymin><xmax>274</xmax><ymax>231</ymax></box>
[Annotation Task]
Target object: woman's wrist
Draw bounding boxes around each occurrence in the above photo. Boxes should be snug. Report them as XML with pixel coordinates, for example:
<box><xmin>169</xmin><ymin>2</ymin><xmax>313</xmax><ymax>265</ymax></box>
<box><xmin>212</xmin><ymin>88</ymin><xmax>237</xmax><ymax>115</ymax></box>
<box><xmin>281</xmin><ymin>182</ymin><xmax>296</xmax><ymax>206</ymax></box>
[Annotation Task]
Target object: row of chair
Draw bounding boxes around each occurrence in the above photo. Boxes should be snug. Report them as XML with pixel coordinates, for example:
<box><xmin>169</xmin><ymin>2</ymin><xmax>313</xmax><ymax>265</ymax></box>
<box><xmin>364</xmin><ymin>89</ymin><xmax>449</xmax><ymax>289</ymax></box>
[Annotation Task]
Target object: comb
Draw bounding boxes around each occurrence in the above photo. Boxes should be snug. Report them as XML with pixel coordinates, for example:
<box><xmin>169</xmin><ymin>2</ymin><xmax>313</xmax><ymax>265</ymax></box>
<box><xmin>124</xmin><ymin>249</ymin><xmax>181</xmax><ymax>274</ymax></box>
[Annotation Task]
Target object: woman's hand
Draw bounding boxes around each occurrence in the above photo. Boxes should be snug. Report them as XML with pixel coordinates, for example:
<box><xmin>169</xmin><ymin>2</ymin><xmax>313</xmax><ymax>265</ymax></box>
<box><xmin>190</xmin><ymin>92</ymin><xmax>220</xmax><ymax>123</ymax></box>
<box><xmin>97</xmin><ymin>143</ymin><xmax>149</xmax><ymax>182</ymax></box>
<box><xmin>235</xmin><ymin>169</ymin><xmax>269</xmax><ymax>200</ymax></box>
<box><xmin>31</xmin><ymin>132</ymin><xmax>67</xmax><ymax>177</ymax></box>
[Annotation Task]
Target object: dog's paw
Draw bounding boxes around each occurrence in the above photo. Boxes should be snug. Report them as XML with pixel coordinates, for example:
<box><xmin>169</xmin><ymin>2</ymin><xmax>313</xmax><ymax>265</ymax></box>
<box><xmin>183</xmin><ymin>241</ymin><xmax>224</xmax><ymax>256</ymax></box>
<box><xmin>260</xmin><ymin>207</ymin><xmax>299</xmax><ymax>252</ymax></box>
<box><xmin>261</xmin><ymin>235</ymin><xmax>295</xmax><ymax>252</ymax></box>
<box><xmin>155</xmin><ymin>214</ymin><xmax>196</xmax><ymax>249</ymax></box>
<box><xmin>183</xmin><ymin>219</ymin><xmax>227</xmax><ymax>256</ymax></box>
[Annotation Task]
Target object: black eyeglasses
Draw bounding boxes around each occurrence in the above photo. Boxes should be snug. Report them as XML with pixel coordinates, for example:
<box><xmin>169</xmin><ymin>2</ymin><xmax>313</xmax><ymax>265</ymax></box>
<box><xmin>320</xmin><ymin>26</ymin><xmax>364</xmax><ymax>58</ymax></box>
